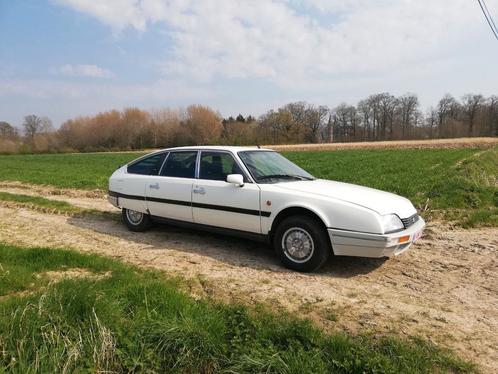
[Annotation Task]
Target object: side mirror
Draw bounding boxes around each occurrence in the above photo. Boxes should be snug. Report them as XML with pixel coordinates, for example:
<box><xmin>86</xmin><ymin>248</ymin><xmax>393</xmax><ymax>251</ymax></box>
<box><xmin>226</xmin><ymin>174</ymin><xmax>244</xmax><ymax>187</ymax></box>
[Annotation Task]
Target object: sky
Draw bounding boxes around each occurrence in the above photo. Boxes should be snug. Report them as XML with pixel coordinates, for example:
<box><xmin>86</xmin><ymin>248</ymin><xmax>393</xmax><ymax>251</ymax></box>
<box><xmin>1</xmin><ymin>0</ymin><xmax>498</xmax><ymax>127</ymax></box>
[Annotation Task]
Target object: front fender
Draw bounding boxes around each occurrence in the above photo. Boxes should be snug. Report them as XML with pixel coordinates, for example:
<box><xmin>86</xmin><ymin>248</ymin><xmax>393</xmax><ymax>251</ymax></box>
<box><xmin>260</xmin><ymin>187</ymin><xmax>383</xmax><ymax>235</ymax></box>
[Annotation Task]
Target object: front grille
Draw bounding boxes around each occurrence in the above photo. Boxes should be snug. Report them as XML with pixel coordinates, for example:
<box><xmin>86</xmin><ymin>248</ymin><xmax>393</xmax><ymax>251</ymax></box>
<box><xmin>401</xmin><ymin>214</ymin><xmax>419</xmax><ymax>229</ymax></box>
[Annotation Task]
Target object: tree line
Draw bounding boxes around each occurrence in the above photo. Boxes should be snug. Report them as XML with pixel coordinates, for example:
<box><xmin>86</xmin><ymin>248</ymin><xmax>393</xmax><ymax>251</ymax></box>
<box><xmin>1</xmin><ymin>93</ymin><xmax>497</xmax><ymax>154</ymax></box>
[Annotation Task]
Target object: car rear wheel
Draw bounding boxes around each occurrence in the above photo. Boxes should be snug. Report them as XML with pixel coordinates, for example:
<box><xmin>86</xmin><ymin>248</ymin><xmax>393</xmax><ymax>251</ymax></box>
<box><xmin>122</xmin><ymin>208</ymin><xmax>151</xmax><ymax>232</ymax></box>
<box><xmin>273</xmin><ymin>215</ymin><xmax>330</xmax><ymax>272</ymax></box>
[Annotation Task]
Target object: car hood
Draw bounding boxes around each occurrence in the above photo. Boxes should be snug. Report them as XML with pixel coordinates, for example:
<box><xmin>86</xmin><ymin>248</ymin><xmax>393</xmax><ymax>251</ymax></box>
<box><xmin>272</xmin><ymin>179</ymin><xmax>417</xmax><ymax>218</ymax></box>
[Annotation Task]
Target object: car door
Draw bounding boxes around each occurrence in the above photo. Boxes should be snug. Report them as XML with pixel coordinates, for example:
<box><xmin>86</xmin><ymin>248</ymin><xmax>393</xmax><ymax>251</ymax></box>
<box><xmin>145</xmin><ymin>151</ymin><xmax>197</xmax><ymax>222</ymax></box>
<box><xmin>192</xmin><ymin>151</ymin><xmax>261</xmax><ymax>233</ymax></box>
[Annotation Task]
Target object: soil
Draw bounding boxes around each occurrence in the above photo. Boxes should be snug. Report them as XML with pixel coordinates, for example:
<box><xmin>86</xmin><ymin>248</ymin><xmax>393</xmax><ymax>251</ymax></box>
<box><xmin>0</xmin><ymin>189</ymin><xmax>496</xmax><ymax>372</ymax></box>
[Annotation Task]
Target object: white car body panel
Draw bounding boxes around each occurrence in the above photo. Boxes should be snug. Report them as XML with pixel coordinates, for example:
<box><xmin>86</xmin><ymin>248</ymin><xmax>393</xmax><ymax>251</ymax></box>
<box><xmin>192</xmin><ymin>179</ymin><xmax>262</xmax><ymax>233</ymax></box>
<box><xmin>109</xmin><ymin>167</ymin><xmax>148</xmax><ymax>213</ymax></box>
<box><xmin>146</xmin><ymin>176</ymin><xmax>194</xmax><ymax>222</ymax></box>
<box><xmin>261</xmin><ymin>183</ymin><xmax>388</xmax><ymax>234</ymax></box>
<box><xmin>108</xmin><ymin>145</ymin><xmax>425</xmax><ymax>259</ymax></box>
<box><xmin>272</xmin><ymin>179</ymin><xmax>417</xmax><ymax>218</ymax></box>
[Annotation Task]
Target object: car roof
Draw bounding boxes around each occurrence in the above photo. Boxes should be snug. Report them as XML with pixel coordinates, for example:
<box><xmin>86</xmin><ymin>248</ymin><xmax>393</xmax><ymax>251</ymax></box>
<box><xmin>160</xmin><ymin>145</ymin><xmax>274</xmax><ymax>153</ymax></box>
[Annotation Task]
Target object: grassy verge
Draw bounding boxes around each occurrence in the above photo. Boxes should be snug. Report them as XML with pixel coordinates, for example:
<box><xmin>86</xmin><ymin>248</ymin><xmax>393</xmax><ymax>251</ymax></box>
<box><xmin>0</xmin><ymin>191</ymin><xmax>82</xmax><ymax>214</ymax></box>
<box><xmin>0</xmin><ymin>192</ymin><xmax>115</xmax><ymax>219</ymax></box>
<box><xmin>0</xmin><ymin>243</ymin><xmax>473</xmax><ymax>373</ymax></box>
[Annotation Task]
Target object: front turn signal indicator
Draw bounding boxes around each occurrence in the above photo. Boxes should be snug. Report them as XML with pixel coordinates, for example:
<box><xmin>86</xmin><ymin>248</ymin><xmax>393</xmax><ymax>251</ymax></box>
<box><xmin>398</xmin><ymin>235</ymin><xmax>410</xmax><ymax>244</ymax></box>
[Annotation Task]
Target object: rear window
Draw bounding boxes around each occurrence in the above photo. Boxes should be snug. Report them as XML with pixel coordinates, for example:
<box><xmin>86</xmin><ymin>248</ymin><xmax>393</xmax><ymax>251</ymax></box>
<box><xmin>127</xmin><ymin>153</ymin><xmax>167</xmax><ymax>175</ymax></box>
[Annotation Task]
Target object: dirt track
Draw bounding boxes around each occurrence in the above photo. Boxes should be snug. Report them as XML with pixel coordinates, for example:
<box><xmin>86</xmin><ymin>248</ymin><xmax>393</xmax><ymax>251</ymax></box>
<box><xmin>0</xmin><ymin>186</ymin><xmax>497</xmax><ymax>372</ymax></box>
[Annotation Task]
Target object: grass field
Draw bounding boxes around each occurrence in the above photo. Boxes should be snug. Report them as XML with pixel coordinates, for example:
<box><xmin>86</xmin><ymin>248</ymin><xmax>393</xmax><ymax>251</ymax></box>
<box><xmin>0</xmin><ymin>243</ymin><xmax>474</xmax><ymax>373</ymax></box>
<box><xmin>285</xmin><ymin>147</ymin><xmax>498</xmax><ymax>226</ymax></box>
<box><xmin>0</xmin><ymin>152</ymin><xmax>143</xmax><ymax>190</ymax></box>
<box><xmin>0</xmin><ymin>147</ymin><xmax>496</xmax><ymax>226</ymax></box>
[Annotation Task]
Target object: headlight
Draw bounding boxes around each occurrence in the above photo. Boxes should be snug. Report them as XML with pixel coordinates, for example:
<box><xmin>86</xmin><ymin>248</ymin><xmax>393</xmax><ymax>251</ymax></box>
<box><xmin>380</xmin><ymin>214</ymin><xmax>404</xmax><ymax>234</ymax></box>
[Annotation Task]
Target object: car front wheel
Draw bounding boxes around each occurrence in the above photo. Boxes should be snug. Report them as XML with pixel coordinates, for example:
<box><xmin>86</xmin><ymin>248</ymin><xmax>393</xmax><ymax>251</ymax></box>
<box><xmin>273</xmin><ymin>215</ymin><xmax>331</xmax><ymax>272</ymax></box>
<box><xmin>122</xmin><ymin>208</ymin><xmax>151</xmax><ymax>232</ymax></box>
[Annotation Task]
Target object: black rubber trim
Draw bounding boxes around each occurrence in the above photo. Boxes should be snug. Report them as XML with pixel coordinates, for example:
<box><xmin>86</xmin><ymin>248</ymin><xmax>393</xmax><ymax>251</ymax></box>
<box><xmin>109</xmin><ymin>190</ymin><xmax>271</xmax><ymax>217</ymax></box>
<box><xmin>147</xmin><ymin>196</ymin><xmax>191</xmax><ymax>207</ymax></box>
<box><xmin>108</xmin><ymin>191</ymin><xmax>145</xmax><ymax>201</ymax></box>
<box><xmin>192</xmin><ymin>202</ymin><xmax>260</xmax><ymax>216</ymax></box>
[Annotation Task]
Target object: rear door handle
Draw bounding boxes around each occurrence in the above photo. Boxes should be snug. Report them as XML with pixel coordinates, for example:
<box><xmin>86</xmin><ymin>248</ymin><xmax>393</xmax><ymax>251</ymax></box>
<box><xmin>149</xmin><ymin>183</ymin><xmax>160</xmax><ymax>190</ymax></box>
<box><xmin>193</xmin><ymin>187</ymin><xmax>205</xmax><ymax>194</ymax></box>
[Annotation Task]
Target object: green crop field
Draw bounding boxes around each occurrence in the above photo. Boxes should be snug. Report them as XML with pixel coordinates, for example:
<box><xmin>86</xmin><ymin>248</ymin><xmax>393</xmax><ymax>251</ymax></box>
<box><xmin>0</xmin><ymin>147</ymin><xmax>496</xmax><ymax>226</ymax></box>
<box><xmin>0</xmin><ymin>243</ymin><xmax>473</xmax><ymax>373</ymax></box>
<box><xmin>285</xmin><ymin>147</ymin><xmax>498</xmax><ymax>227</ymax></box>
<box><xmin>0</xmin><ymin>152</ymin><xmax>144</xmax><ymax>190</ymax></box>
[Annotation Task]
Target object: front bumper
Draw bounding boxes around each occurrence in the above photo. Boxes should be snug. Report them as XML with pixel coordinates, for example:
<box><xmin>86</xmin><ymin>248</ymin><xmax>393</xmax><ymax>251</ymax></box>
<box><xmin>328</xmin><ymin>217</ymin><xmax>425</xmax><ymax>258</ymax></box>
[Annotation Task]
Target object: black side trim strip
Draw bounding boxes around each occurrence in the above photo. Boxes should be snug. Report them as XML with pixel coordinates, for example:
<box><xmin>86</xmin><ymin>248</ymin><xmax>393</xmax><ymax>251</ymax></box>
<box><xmin>108</xmin><ymin>191</ymin><xmax>145</xmax><ymax>201</ymax></box>
<box><xmin>147</xmin><ymin>196</ymin><xmax>191</xmax><ymax>207</ymax></box>
<box><xmin>192</xmin><ymin>202</ymin><xmax>260</xmax><ymax>216</ymax></box>
<box><xmin>109</xmin><ymin>190</ymin><xmax>272</xmax><ymax>217</ymax></box>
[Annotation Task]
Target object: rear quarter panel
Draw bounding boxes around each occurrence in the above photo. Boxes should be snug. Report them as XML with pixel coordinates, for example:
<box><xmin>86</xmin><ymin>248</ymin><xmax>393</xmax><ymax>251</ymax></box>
<box><xmin>109</xmin><ymin>166</ymin><xmax>148</xmax><ymax>213</ymax></box>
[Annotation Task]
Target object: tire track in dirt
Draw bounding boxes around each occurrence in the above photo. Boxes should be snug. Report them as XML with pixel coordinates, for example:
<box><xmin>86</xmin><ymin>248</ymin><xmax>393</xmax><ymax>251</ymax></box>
<box><xmin>0</xmin><ymin>203</ymin><xmax>496</xmax><ymax>372</ymax></box>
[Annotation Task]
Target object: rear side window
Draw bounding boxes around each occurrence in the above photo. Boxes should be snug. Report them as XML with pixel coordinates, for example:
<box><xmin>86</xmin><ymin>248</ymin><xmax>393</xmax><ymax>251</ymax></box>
<box><xmin>160</xmin><ymin>151</ymin><xmax>197</xmax><ymax>178</ymax></box>
<box><xmin>199</xmin><ymin>151</ymin><xmax>245</xmax><ymax>181</ymax></box>
<box><xmin>127</xmin><ymin>153</ymin><xmax>167</xmax><ymax>175</ymax></box>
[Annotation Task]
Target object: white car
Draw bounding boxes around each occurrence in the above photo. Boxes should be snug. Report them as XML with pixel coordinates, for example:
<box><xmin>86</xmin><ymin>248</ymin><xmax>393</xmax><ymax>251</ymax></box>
<box><xmin>108</xmin><ymin>146</ymin><xmax>425</xmax><ymax>272</ymax></box>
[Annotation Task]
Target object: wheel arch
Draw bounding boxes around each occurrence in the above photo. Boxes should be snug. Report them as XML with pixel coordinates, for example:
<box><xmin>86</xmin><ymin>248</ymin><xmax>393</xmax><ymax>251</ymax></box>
<box><xmin>269</xmin><ymin>205</ymin><xmax>329</xmax><ymax>241</ymax></box>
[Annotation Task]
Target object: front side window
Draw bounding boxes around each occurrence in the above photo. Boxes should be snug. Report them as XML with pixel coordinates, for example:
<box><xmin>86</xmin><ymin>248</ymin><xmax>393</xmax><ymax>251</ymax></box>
<box><xmin>199</xmin><ymin>151</ymin><xmax>245</xmax><ymax>181</ymax></box>
<box><xmin>238</xmin><ymin>151</ymin><xmax>314</xmax><ymax>184</ymax></box>
<box><xmin>160</xmin><ymin>151</ymin><xmax>197</xmax><ymax>178</ymax></box>
<box><xmin>127</xmin><ymin>152</ymin><xmax>167</xmax><ymax>175</ymax></box>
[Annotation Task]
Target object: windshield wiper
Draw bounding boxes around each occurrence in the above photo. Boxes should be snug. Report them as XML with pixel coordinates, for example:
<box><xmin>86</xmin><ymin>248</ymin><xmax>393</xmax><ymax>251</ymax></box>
<box><xmin>258</xmin><ymin>174</ymin><xmax>314</xmax><ymax>182</ymax></box>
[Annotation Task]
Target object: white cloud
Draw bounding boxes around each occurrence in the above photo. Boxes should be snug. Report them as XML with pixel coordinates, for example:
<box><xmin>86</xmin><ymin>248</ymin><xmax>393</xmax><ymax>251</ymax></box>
<box><xmin>52</xmin><ymin>64</ymin><xmax>114</xmax><ymax>78</ymax></box>
<box><xmin>0</xmin><ymin>0</ymin><xmax>491</xmax><ymax>128</ymax></box>
<box><xmin>51</xmin><ymin>0</ymin><xmax>495</xmax><ymax>88</ymax></box>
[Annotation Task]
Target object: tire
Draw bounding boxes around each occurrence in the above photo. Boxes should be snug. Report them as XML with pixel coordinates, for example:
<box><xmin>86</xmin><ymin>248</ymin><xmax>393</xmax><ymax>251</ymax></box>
<box><xmin>122</xmin><ymin>208</ymin><xmax>151</xmax><ymax>232</ymax></box>
<box><xmin>273</xmin><ymin>215</ymin><xmax>331</xmax><ymax>272</ymax></box>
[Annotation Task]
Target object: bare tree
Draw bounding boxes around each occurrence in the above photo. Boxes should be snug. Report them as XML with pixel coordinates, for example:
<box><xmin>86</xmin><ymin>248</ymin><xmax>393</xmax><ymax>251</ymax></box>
<box><xmin>182</xmin><ymin>105</ymin><xmax>222</xmax><ymax>145</ymax></box>
<box><xmin>331</xmin><ymin>104</ymin><xmax>359</xmax><ymax>142</ymax></box>
<box><xmin>305</xmin><ymin>105</ymin><xmax>329</xmax><ymax>143</ymax></box>
<box><xmin>397</xmin><ymin>94</ymin><xmax>420</xmax><ymax>139</ymax></box>
<box><xmin>425</xmin><ymin>107</ymin><xmax>438</xmax><ymax>138</ymax></box>
<box><xmin>486</xmin><ymin>96</ymin><xmax>498</xmax><ymax>136</ymax></box>
<box><xmin>23</xmin><ymin>115</ymin><xmax>43</xmax><ymax>139</ymax></box>
<box><xmin>0</xmin><ymin>121</ymin><xmax>18</xmax><ymax>139</ymax></box>
<box><xmin>462</xmin><ymin>94</ymin><xmax>485</xmax><ymax>136</ymax></box>
<box><xmin>437</xmin><ymin>94</ymin><xmax>461</xmax><ymax>138</ymax></box>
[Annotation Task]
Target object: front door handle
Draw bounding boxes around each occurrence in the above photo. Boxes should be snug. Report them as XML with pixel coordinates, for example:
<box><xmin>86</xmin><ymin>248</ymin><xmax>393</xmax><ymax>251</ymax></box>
<box><xmin>193</xmin><ymin>187</ymin><xmax>205</xmax><ymax>195</ymax></box>
<box><xmin>149</xmin><ymin>183</ymin><xmax>160</xmax><ymax>190</ymax></box>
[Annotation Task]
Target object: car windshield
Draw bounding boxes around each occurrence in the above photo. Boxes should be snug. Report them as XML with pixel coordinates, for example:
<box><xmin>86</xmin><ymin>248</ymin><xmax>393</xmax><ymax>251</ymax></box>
<box><xmin>238</xmin><ymin>150</ymin><xmax>315</xmax><ymax>184</ymax></box>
